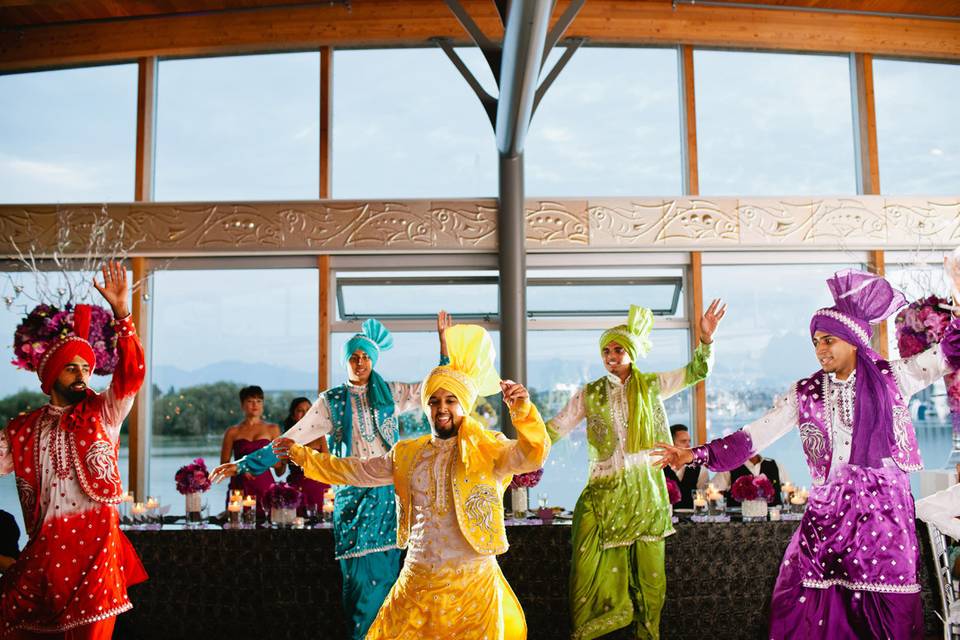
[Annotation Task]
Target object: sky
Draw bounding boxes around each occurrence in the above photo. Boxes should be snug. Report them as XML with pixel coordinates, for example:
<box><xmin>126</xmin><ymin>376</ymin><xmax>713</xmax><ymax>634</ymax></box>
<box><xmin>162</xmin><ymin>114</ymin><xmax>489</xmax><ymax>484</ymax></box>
<box><xmin>1</xmin><ymin>47</ymin><xmax>957</xmax><ymax>202</ymax></box>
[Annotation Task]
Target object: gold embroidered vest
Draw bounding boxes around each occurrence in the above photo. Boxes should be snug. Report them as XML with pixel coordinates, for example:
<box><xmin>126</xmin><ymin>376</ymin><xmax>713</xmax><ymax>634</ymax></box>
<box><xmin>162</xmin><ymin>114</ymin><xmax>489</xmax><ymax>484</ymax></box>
<box><xmin>392</xmin><ymin>420</ymin><xmax>509</xmax><ymax>556</ymax></box>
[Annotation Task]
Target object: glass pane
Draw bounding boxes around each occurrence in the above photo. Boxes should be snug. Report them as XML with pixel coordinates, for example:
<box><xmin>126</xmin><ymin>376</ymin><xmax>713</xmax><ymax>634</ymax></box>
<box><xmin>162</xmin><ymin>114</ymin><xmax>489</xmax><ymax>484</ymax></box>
<box><xmin>0</xmin><ymin>64</ymin><xmax>137</xmax><ymax>203</ymax></box>
<box><xmin>0</xmin><ymin>269</ymin><xmax>129</xmax><ymax>548</ymax></box>
<box><xmin>332</xmin><ymin>48</ymin><xmax>496</xmax><ymax>198</ymax></box>
<box><xmin>151</xmin><ymin>268</ymin><xmax>318</xmax><ymax>510</ymax></box>
<box><xmin>528</xmin><ymin>280</ymin><xmax>680</xmax><ymax>316</ymax></box>
<box><xmin>338</xmin><ymin>277</ymin><xmax>499</xmax><ymax>319</ymax></box>
<box><xmin>529</xmin><ymin>328</ymin><xmax>691</xmax><ymax>510</ymax></box>
<box><xmin>702</xmin><ymin>263</ymin><xmax>862</xmax><ymax>490</ymax></box>
<box><xmin>874</xmin><ymin>59</ymin><xmax>960</xmax><ymax>195</ymax></box>
<box><xmin>526</xmin><ymin>47</ymin><xmax>682</xmax><ymax>196</ymax></box>
<box><xmin>155</xmin><ymin>53</ymin><xmax>320</xmax><ymax>200</ymax></box>
<box><xmin>695</xmin><ymin>50</ymin><xmax>856</xmax><ymax>195</ymax></box>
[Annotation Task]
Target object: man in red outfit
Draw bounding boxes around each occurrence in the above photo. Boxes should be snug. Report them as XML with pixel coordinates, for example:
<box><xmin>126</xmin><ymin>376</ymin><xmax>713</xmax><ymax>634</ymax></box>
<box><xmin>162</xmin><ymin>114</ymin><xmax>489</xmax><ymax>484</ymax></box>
<box><xmin>0</xmin><ymin>261</ymin><xmax>147</xmax><ymax>639</ymax></box>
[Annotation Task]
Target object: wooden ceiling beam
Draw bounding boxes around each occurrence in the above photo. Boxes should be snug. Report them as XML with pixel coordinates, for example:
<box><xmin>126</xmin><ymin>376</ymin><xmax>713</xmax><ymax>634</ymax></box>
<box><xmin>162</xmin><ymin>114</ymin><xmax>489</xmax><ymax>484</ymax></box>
<box><xmin>1</xmin><ymin>0</ymin><xmax>959</xmax><ymax>73</ymax></box>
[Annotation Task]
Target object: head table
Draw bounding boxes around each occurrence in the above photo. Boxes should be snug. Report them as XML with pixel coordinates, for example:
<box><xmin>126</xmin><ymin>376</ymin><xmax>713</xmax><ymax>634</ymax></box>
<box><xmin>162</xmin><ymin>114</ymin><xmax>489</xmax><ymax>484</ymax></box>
<box><xmin>115</xmin><ymin>518</ymin><xmax>941</xmax><ymax>640</ymax></box>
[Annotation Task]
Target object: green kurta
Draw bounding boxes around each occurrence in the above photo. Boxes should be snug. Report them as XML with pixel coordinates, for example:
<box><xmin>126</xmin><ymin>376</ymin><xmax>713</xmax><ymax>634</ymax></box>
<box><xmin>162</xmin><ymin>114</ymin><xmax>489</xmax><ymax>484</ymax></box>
<box><xmin>547</xmin><ymin>342</ymin><xmax>713</xmax><ymax>640</ymax></box>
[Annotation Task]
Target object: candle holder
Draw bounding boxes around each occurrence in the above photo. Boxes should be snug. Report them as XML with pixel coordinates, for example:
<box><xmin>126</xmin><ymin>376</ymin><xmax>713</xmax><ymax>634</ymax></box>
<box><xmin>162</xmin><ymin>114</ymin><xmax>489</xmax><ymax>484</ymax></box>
<box><xmin>692</xmin><ymin>490</ymin><xmax>708</xmax><ymax>516</ymax></box>
<box><xmin>707</xmin><ymin>494</ymin><xmax>725</xmax><ymax>517</ymax></box>
<box><xmin>242</xmin><ymin>496</ymin><xmax>257</xmax><ymax>528</ymax></box>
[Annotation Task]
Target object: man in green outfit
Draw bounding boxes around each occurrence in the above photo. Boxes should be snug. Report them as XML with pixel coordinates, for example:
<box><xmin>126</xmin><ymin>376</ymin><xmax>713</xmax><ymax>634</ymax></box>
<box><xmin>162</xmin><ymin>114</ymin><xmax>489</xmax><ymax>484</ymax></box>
<box><xmin>546</xmin><ymin>300</ymin><xmax>726</xmax><ymax>639</ymax></box>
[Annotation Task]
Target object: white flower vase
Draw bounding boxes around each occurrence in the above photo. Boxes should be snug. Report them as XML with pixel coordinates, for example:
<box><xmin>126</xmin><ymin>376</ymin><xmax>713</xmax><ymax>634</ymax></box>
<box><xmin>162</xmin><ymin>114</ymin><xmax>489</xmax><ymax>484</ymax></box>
<box><xmin>184</xmin><ymin>492</ymin><xmax>202</xmax><ymax>525</ymax></box>
<box><xmin>741</xmin><ymin>499</ymin><xmax>769</xmax><ymax>522</ymax></box>
<box><xmin>511</xmin><ymin>488</ymin><xmax>528</xmax><ymax>517</ymax></box>
<box><xmin>271</xmin><ymin>507</ymin><xmax>296</xmax><ymax>528</ymax></box>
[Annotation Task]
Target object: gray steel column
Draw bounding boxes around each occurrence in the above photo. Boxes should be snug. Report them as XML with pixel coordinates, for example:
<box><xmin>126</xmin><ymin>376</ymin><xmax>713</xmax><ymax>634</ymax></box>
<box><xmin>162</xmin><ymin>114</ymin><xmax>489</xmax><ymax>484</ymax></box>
<box><xmin>498</xmin><ymin>152</ymin><xmax>525</xmax><ymax>438</ymax></box>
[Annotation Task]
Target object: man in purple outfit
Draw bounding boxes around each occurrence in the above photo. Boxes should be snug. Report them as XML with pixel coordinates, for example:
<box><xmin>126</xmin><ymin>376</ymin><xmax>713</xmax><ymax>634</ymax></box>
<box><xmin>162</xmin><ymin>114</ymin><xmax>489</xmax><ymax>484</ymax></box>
<box><xmin>654</xmin><ymin>268</ymin><xmax>960</xmax><ymax>639</ymax></box>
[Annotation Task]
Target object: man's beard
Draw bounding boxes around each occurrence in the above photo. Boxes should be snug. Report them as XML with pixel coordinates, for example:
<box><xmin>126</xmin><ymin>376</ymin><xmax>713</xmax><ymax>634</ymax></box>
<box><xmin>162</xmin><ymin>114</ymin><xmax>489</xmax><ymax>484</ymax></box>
<box><xmin>432</xmin><ymin>417</ymin><xmax>459</xmax><ymax>439</ymax></box>
<box><xmin>55</xmin><ymin>381</ymin><xmax>87</xmax><ymax>404</ymax></box>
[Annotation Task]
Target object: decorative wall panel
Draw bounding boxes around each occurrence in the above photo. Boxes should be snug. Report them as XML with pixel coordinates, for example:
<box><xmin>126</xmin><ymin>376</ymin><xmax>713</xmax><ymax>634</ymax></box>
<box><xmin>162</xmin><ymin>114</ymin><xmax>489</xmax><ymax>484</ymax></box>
<box><xmin>0</xmin><ymin>196</ymin><xmax>957</xmax><ymax>256</ymax></box>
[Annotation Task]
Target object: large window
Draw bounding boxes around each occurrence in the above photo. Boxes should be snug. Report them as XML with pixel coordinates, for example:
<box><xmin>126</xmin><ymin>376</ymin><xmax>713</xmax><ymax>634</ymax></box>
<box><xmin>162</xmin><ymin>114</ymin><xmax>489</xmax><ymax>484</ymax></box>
<box><xmin>695</xmin><ymin>50</ymin><xmax>856</xmax><ymax>195</ymax></box>
<box><xmin>526</xmin><ymin>47</ymin><xmax>682</xmax><ymax>196</ymax></box>
<box><xmin>0</xmin><ymin>64</ymin><xmax>137</xmax><ymax>204</ymax></box>
<box><xmin>702</xmin><ymin>260</ymin><xmax>862</xmax><ymax>489</ymax></box>
<box><xmin>155</xmin><ymin>53</ymin><xmax>320</xmax><ymax>200</ymax></box>
<box><xmin>874</xmin><ymin>59</ymin><xmax>960</xmax><ymax>195</ymax></box>
<box><xmin>150</xmin><ymin>266</ymin><xmax>318</xmax><ymax>510</ymax></box>
<box><xmin>332</xmin><ymin>48</ymin><xmax>497</xmax><ymax>198</ymax></box>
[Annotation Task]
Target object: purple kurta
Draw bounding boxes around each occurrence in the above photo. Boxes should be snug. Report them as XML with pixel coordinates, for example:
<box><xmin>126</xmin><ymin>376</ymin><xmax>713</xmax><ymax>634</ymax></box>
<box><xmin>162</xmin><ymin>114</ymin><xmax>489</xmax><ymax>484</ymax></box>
<box><xmin>692</xmin><ymin>344</ymin><xmax>952</xmax><ymax>639</ymax></box>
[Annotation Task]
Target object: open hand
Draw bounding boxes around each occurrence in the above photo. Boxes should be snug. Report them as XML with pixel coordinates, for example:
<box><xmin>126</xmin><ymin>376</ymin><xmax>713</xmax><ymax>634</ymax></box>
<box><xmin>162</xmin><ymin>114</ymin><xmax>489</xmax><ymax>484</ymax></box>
<box><xmin>209</xmin><ymin>462</ymin><xmax>239</xmax><ymax>484</ymax></box>
<box><xmin>92</xmin><ymin>260</ymin><xmax>130</xmax><ymax>318</ymax></box>
<box><xmin>650</xmin><ymin>441</ymin><xmax>694</xmax><ymax>469</ymax></box>
<box><xmin>272</xmin><ymin>437</ymin><xmax>295</xmax><ymax>461</ymax></box>
<box><xmin>500</xmin><ymin>380</ymin><xmax>529</xmax><ymax>410</ymax></box>
<box><xmin>700</xmin><ymin>298</ymin><xmax>727</xmax><ymax>344</ymax></box>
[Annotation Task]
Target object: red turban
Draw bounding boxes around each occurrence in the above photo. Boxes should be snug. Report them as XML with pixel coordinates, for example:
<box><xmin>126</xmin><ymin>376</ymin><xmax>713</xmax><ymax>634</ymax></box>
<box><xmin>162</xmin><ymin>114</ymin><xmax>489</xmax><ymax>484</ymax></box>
<box><xmin>37</xmin><ymin>304</ymin><xmax>97</xmax><ymax>395</ymax></box>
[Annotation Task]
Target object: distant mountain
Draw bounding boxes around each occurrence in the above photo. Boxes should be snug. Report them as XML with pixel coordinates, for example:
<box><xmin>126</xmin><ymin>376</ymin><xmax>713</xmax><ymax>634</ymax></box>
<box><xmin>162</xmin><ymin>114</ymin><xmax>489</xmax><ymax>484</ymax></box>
<box><xmin>153</xmin><ymin>361</ymin><xmax>315</xmax><ymax>392</ymax></box>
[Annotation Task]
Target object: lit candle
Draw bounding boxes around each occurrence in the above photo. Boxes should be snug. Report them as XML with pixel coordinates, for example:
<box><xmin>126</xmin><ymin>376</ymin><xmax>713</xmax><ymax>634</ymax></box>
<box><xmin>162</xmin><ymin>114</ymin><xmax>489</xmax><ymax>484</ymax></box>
<box><xmin>790</xmin><ymin>493</ymin><xmax>805</xmax><ymax>505</ymax></box>
<box><xmin>322</xmin><ymin>501</ymin><xmax>335</xmax><ymax>514</ymax></box>
<box><xmin>131</xmin><ymin>503</ymin><xmax>146</xmax><ymax>516</ymax></box>
<box><xmin>293</xmin><ymin>517</ymin><xmax>305</xmax><ymax>529</ymax></box>
<box><xmin>781</xmin><ymin>482</ymin><xmax>794</xmax><ymax>495</ymax></box>
<box><xmin>769</xmin><ymin>507</ymin><xmax>782</xmax><ymax>521</ymax></box>
<box><xmin>145</xmin><ymin>498</ymin><xmax>159</xmax><ymax>510</ymax></box>
<box><xmin>123</xmin><ymin>491</ymin><xmax>135</xmax><ymax>503</ymax></box>
<box><xmin>242</xmin><ymin>495</ymin><xmax>256</xmax><ymax>509</ymax></box>
<box><xmin>323</xmin><ymin>489</ymin><xmax>335</xmax><ymax>501</ymax></box>
<box><xmin>227</xmin><ymin>502</ymin><xmax>242</xmax><ymax>513</ymax></box>
<box><xmin>231</xmin><ymin>490</ymin><xmax>243</xmax><ymax>501</ymax></box>
<box><xmin>693</xmin><ymin>496</ymin><xmax>707</xmax><ymax>508</ymax></box>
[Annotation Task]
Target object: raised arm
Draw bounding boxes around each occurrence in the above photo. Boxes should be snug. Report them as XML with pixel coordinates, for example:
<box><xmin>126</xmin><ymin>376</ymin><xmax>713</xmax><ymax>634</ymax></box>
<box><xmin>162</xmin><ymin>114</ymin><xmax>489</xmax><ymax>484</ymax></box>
<box><xmin>277</xmin><ymin>438</ymin><xmax>394</xmax><ymax>487</ymax></box>
<box><xmin>652</xmin><ymin>387</ymin><xmax>797</xmax><ymax>472</ymax></box>
<box><xmin>391</xmin><ymin>312</ymin><xmax>453</xmax><ymax>414</ymax></box>
<box><xmin>494</xmin><ymin>381</ymin><xmax>551</xmax><ymax>477</ymax></box>
<box><xmin>94</xmin><ymin>261</ymin><xmax>146</xmax><ymax>442</ymax></box>
<box><xmin>656</xmin><ymin>341</ymin><xmax>714</xmax><ymax>400</ymax></box>
<box><xmin>545</xmin><ymin>387</ymin><xmax>586</xmax><ymax>444</ymax></box>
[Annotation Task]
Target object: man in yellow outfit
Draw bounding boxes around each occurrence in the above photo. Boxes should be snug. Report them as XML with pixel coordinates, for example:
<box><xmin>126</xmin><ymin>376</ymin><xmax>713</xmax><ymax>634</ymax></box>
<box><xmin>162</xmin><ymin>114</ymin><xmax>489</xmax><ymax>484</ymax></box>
<box><xmin>273</xmin><ymin>323</ymin><xmax>550</xmax><ymax>639</ymax></box>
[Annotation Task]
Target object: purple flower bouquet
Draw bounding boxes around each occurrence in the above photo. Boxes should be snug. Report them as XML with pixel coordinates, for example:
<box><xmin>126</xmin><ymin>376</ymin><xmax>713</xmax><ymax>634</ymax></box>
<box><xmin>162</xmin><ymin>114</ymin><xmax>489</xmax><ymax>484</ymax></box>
<box><xmin>13</xmin><ymin>303</ymin><xmax>118</xmax><ymax>374</ymax></box>
<box><xmin>665</xmin><ymin>478</ymin><xmax>682</xmax><ymax>505</ymax></box>
<box><xmin>731</xmin><ymin>474</ymin><xmax>775</xmax><ymax>504</ymax></box>
<box><xmin>175</xmin><ymin>458</ymin><xmax>212</xmax><ymax>495</ymax></box>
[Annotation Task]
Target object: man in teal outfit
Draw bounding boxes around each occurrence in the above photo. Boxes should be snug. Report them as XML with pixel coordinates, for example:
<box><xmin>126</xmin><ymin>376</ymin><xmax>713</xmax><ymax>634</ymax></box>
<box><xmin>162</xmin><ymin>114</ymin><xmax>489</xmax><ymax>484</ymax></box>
<box><xmin>212</xmin><ymin>313</ymin><xmax>450</xmax><ymax>639</ymax></box>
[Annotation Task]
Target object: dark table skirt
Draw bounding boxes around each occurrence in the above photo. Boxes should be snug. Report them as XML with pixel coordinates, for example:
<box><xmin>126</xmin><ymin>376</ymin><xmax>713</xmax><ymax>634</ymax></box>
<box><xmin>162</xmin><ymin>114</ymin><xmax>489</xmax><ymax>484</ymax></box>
<box><xmin>116</xmin><ymin>521</ymin><xmax>940</xmax><ymax>639</ymax></box>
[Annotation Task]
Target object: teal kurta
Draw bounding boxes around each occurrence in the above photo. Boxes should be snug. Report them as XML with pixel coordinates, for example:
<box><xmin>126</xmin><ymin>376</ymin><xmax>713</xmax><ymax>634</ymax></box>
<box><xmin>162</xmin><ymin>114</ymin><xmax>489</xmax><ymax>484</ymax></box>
<box><xmin>547</xmin><ymin>342</ymin><xmax>713</xmax><ymax>640</ymax></box>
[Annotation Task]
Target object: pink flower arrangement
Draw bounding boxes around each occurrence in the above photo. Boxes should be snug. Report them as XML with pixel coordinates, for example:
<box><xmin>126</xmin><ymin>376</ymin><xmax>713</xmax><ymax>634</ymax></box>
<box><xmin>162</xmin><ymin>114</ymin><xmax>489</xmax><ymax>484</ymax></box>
<box><xmin>12</xmin><ymin>303</ymin><xmax>119</xmax><ymax>374</ymax></box>
<box><xmin>665</xmin><ymin>478</ymin><xmax>681</xmax><ymax>505</ymax></box>
<box><xmin>175</xmin><ymin>458</ymin><xmax>212</xmax><ymax>495</ymax></box>
<box><xmin>896</xmin><ymin>296</ymin><xmax>960</xmax><ymax>417</ymax></box>
<box><xmin>896</xmin><ymin>296</ymin><xmax>952</xmax><ymax>357</ymax></box>
<box><xmin>509</xmin><ymin>468</ymin><xmax>543</xmax><ymax>490</ymax></box>
<box><xmin>263</xmin><ymin>482</ymin><xmax>302</xmax><ymax>510</ymax></box>
<box><xmin>731</xmin><ymin>474</ymin><xmax>775</xmax><ymax>503</ymax></box>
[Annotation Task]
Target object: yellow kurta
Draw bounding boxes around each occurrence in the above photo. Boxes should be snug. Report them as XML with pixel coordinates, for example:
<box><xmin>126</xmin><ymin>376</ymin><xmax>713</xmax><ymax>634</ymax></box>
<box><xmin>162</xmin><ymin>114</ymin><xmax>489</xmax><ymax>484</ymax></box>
<box><xmin>289</xmin><ymin>400</ymin><xmax>550</xmax><ymax>640</ymax></box>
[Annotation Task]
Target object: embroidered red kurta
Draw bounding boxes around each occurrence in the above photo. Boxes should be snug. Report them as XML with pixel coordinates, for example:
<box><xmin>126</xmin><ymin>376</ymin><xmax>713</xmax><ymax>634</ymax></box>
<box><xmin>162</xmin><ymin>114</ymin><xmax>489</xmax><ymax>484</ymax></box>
<box><xmin>0</xmin><ymin>314</ymin><xmax>147</xmax><ymax>637</ymax></box>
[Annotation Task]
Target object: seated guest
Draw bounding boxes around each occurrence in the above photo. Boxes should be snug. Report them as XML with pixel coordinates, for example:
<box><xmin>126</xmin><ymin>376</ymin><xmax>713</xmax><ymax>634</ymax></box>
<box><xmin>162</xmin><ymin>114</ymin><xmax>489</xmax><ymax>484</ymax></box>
<box><xmin>712</xmin><ymin>453</ymin><xmax>789</xmax><ymax>506</ymax></box>
<box><xmin>0</xmin><ymin>510</ymin><xmax>19</xmax><ymax>573</ymax></box>
<box><xmin>916</xmin><ymin>465</ymin><xmax>960</xmax><ymax>579</ymax></box>
<box><xmin>220</xmin><ymin>385</ymin><xmax>284</xmax><ymax>515</ymax></box>
<box><xmin>662</xmin><ymin>424</ymin><xmax>708</xmax><ymax>508</ymax></box>
<box><xmin>282</xmin><ymin>396</ymin><xmax>331</xmax><ymax>512</ymax></box>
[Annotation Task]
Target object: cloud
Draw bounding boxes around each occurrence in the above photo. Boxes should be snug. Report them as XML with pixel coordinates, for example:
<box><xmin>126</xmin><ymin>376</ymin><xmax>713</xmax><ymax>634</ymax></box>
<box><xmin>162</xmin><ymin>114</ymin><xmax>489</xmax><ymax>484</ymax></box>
<box><xmin>0</xmin><ymin>154</ymin><xmax>96</xmax><ymax>190</ymax></box>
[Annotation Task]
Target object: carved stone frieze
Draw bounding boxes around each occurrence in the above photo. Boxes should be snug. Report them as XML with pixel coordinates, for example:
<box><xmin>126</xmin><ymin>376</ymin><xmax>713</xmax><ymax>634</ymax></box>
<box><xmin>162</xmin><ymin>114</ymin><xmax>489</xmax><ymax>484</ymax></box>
<box><xmin>0</xmin><ymin>196</ymin><xmax>957</xmax><ymax>256</ymax></box>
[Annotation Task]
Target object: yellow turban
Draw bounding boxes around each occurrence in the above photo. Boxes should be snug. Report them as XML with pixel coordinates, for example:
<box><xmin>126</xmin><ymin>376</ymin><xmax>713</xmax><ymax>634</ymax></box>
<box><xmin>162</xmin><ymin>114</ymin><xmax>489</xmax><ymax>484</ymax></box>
<box><xmin>422</xmin><ymin>324</ymin><xmax>501</xmax><ymax>414</ymax></box>
<box><xmin>422</xmin><ymin>324</ymin><xmax>503</xmax><ymax>472</ymax></box>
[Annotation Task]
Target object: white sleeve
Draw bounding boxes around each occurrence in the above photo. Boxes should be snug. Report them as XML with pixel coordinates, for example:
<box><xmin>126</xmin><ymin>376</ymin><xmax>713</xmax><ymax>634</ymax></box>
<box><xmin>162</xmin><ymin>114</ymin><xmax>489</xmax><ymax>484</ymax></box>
<box><xmin>282</xmin><ymin>395</ymin><xmax>334</xmax><ymax>444</ymax></box>
<box><xmin>99</xmin><ymin>390</ymin><xmax>135</xmax><ymax>445</ymax></box>
<box><xmin>743</xmin><ymin>388</ymin><xmax>799</xmax><ymax>453</ymax></box>
<box><xmin>391</xmin><ymin>382</ymin><xmax>422</xmax><ymax>415</ymax></box>
<box><xmin>776</xmin><ymin>462</ymin><xmax>791</xmax><ymax>485</ymax></box>
<box><xmin>546</xmin><ymin>388</ymin><xmax>587</xmax><ymax>441</ymax></box>
<box><xmin>916</xmin><ymin>483</ymin><xmax>960</xmax><ymax>540</ymax></box>
<box><xmin>696</xmin><ymin>466</ymin><xmax>709</xmax><ymax>490</ymax></box>
<box><xmin>711</xmin><ymin>471</ymin><xmax>731</xmax><ymax>492</ymax></box>
<box><xmin>891</xmin><ymin>343</ymin><xmax>952</xmax><ymax>399</ymax></box>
